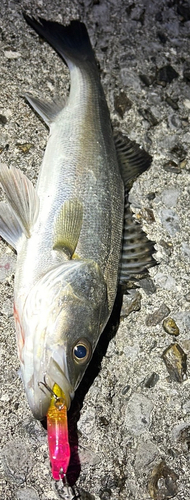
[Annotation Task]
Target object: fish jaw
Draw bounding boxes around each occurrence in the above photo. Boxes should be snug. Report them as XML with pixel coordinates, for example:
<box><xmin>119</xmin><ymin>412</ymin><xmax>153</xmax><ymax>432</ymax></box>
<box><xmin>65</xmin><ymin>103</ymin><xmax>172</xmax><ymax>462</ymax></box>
<box><xmin>17</xmin><ymin>326</ymin><xmax>74</xmax><ymax>419</ymax></box>
<box><xmin>15</xmin><ymin>259</ymin><xmax>108</xmax><ymax>420</ymax></box>
<box><xmin>20</xmin><ymin>354</ymin><xmax>73</xmax><ymax>420</ymax></box>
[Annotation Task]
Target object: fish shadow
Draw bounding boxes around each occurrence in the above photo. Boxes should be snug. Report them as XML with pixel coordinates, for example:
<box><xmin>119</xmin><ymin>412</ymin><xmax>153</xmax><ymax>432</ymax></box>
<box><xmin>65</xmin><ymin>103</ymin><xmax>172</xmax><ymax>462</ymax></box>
<box><xmin>66</xmin><ymin>287</ymin><xmax>123</xmax><ymax>486</ymax></box>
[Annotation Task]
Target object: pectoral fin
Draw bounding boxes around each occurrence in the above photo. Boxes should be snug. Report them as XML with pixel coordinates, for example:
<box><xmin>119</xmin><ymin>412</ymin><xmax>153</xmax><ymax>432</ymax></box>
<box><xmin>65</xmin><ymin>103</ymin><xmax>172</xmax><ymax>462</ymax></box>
<box><xmin>119</xmin><ymin>203</ymin><xmax>156</xmax><ymax>284</ymax></box>
<box><xmin>0</xmin><ymin>163</ymin><xmax>40</xmax><ymax>238</ymax></box>
<box><xmin>0</xmin><ymin>201</ymin><xmax>23</xmax><ymax>250</ymax></box>
<box><xmin>53</xmin><ymin>199</ymin><xmax>83</xmax><ymax>258</ymax></box>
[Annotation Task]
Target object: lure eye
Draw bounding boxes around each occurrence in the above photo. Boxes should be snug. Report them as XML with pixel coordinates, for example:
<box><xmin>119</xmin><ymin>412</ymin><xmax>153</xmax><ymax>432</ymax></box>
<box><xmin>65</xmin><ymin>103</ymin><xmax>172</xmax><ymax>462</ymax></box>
<box><xmin>73</xmin><ymin>338</ymin><xmax>91</xmax><ymax>364</ymax></box>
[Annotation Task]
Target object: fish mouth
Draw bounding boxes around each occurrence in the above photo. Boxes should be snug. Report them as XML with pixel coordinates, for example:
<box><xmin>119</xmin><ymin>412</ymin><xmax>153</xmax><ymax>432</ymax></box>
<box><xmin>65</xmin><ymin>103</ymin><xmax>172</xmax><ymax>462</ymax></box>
<box><xmin>26</xmin><ymin>348</ymin><xmax>74</xmax><ymax>420</ymax></box>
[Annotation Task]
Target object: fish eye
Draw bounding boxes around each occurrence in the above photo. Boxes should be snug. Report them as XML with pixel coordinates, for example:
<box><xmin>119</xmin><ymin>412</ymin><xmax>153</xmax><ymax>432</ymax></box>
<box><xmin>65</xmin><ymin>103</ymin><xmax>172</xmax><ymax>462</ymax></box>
<box><xmin>73</xmin><ymin>338</ymin><xmax>91</xmax><ymax>364</ymax></box>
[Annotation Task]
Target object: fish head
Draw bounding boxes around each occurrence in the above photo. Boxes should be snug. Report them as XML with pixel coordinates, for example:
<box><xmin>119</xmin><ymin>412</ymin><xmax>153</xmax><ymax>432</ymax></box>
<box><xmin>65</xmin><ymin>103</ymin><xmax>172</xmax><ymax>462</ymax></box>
<box><xmin>17</xmin><ymin>259</ymin><xmax>108</xmax><ymax>419</ymax></box>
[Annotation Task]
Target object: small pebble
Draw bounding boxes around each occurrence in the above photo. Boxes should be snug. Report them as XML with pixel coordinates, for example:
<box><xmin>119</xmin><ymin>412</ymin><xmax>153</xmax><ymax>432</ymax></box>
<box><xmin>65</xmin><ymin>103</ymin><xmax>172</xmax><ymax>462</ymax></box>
<box><xmin>125</xmin><ymin>393</ymin><xmax>153</xmax><ymax>436</ymax></box>
<box><xmin>159</xmin><ymin>239</ymin><xmax>173</xmax><ymax>257</ymax></box>
<box><xmin>183</xmin><ymin>98</ymin><xmax>190</xmax><ymax>109</ymax></box>
<box><xmin>168</xmin><ymin>113</ymin><xmax>181</xmax><ymax>129</ymax></box>
<box><xmin>180</xmin><ymin>158</ymin><xmax>187</xmax><ymax>169</ymax></box>
<box><xmin>16</xmin><ymin>142</ymin><xmax>33</xmax><ymax>154</ymax></box>
<box><xmin>162</xmin><ymin>317</ymin><xmax>179</xmax><ymax>336</ymax></box>
<box><xmin>183</xmin><ymin>61</ymin><xmax>190</xmax><ymax>81</ymax></box>
<box><xmin>120</xmin><ymin>291</ymin><xmax>141</xmax><ymax>318</ymax></box>
<box><xmin>175</xmin><ymin>312</ymin><xmax>190</xmax><ymax>331</ymax></box>
<box><xmin>135</xmin><ymin>440</ymin><xmax>158</xmax><ymax>471</ymax></box>
<box><xmin>154</xmin><ymin>273</ymin><xmax>176</xmax><ymax>291</ymax></box>
<box><xmin>144</xmin><ymin>372</ymin><xmax>159</xmax><ymax>388</ymax></box>
<box><xmin>77</xmin><ymin>407</ymin><xmax>95</xmax><ymax>436</ymax></box>
<box><xmin>4</xmin><ymin>50</ymin><xmax>21</xmax><ymax>59</ymax></box>
<box><xmin>157</xmin><ymin>65</ymin><xmax>179</xmax><ymax>84</ymax></box>
<box><xmin>165</xmin><ymin>95</ymin><xmax>179</xmax><ymax>110</ymax></box>
<box><xmin>158</xmin><ymin>208</ymin><xmax>180</xmax><ymax>236</ymax></box>
<box><xmin>157</xmin><ymin>31</ymin><xmax>167</xmax><ymax>45</ymax></box>
<box><xmin>148</xmin><ymin>461</ymin><xmax>178</xmax><ymax>499</ymax></box>
<box><xmin>161</xmin><ymin>188</ymin><xmax>179</xmax><ymax>208</ymax></box>
<box><xmin>130</xmin><ymin>6</ymin><xmax>145</xmax><ymax>22</ymax></box>
<box><xmin>76</xmin><ymin>488</ymin><xmax>95</xmax><ymax>500</ymax></box>
<box><xmin>162</xmin><ymin>343</ymin><xmax>187</xmax><ymax>382</ymax></box>
<box><xmin>138</xmin><ymin>107</ymin><xmax>159</xmax><ymax>126</ymax></box>
<box><xmin>16</xmin><ymin>487</ymin><xmax>40</xmax><ymax>500</ymax></box>
<box><xmin>181</xmin><ymin>242</ymin><xmax>190</xmax><ymax>259</ymax></box>
<box><xmin>139</xmin><ymin>73</ymin><xmax>153</xmax><ymax>87</ymax></box>
<box><xmin>100</xmin><ymin>488</ymin><xmax>112</xmax><ymax>500</ymax></box>
<box><xmin>0</xmin><ymin>114</ymin><xmax>7</xmax><ymax>125</ymax></box>
<box><xmin>185</xmin><ymin>292</ymin><xmax>190</xmax><ymax>302</ymax></box>
<box><xmin>147</xmin><ymin>192</ymin><xmax>156</xmax><ymax>201</ymax></box>
<box><xmin>120</xmin><ymin>68</ymin><xmax>141</xmax><ymax>91</ymax></box>
<box><xmin>177</xmin><ymin>3</ymin><xmax>190</xmax><ymax>21</ymax></box>
<box><xmin>149</xmin><ymin>340</ymin><xmax>157</xmax><ymax>352</ymax></box>
<box><xmin>146</xmin><ymin>303</ymin><xmax>170</xmax><ymax>326</ymax></box>
<box><xmin>99</xmin><ymin>416</ymin><xmax>109</xmax><ymax>427</ymax></box>
<box><xmin>114</xmin><ymin>91</ymin><xmax>132</xmax><ymax>118</ymax></box>
<box><xmin>122</xmin><ymin>384</ymin><xmax>131</xmax><ymax>395</ymax></box>
<box><xmin>172</xmin><ymin>423</ymin><xmax>190</xmax><ymax>453</ymax></box>
<box><xmin>137</xmin><ymin>208</ymin><xmax>155</xmax><ymax>223</ymax></box>
<box><xmin>139</xmin><ymin>277</ymin><xmax>156</xmax><ymax>295</ymax></box>
<box><xmin>182</xmin><ymin>399</ymin><xmax>190</xmax><ymax>413</ymax></box>
<box><xmin>163</xmin><ymin>160</ymin><xmax>181</xmax><ymax>174</ymax></box>
<box><xmin>171</xmin><ymin>143</ymin><xmax>187</xmax><ymax>160</ymax></box>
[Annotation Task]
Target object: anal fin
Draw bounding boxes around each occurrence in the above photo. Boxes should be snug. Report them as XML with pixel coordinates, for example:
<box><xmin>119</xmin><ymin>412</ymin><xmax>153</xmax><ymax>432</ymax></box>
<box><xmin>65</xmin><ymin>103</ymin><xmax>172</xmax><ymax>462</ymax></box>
<box><xmin>24</xmin><ymin>93</ymin><xmax>65</xmax><ymax>127</ymax></box>
<box><xmin>114</xmin><ymin>131</ymin><xmax>152</xmax><ymax>189</ymax></box>
<box><xmin>119</xmin><ymin>203</ymin><xmax>156</xmax><ymax>284</ymax></box>
<box><xmin>53</xmin><ymin>198</ymin><xmax>83</xmax><ymax>258</ymax></box>
<box><xmin>113</xmin><ymin>130</ymin><xmax>156</xmax><ymax>283</ymax></box>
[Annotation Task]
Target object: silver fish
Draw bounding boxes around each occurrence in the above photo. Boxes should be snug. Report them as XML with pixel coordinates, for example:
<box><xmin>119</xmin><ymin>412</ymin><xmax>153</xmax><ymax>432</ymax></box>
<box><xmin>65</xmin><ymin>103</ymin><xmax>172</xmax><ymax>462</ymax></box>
<box><xmin>0</xmin><ymin>17</ymin><xmax>155</xmax><ymax>419</ymax></box>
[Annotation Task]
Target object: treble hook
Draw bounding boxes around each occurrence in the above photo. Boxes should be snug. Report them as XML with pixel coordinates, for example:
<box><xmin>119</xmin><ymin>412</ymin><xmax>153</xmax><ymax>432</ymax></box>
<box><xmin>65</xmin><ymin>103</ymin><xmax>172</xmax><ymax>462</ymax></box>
<box><xmin>54</xmin><ymin>473</ymin><xmax>75</xmax><ymax>499</ymax></box>
<box><xmin>38</xmin><ymin>375</ymin><xmax>65</xmax><ymax>410</ymax></box>
<box><xmin>38</xmin><ymin>374</ymin><xmax>58</xmax><ymax>398</ymax></box>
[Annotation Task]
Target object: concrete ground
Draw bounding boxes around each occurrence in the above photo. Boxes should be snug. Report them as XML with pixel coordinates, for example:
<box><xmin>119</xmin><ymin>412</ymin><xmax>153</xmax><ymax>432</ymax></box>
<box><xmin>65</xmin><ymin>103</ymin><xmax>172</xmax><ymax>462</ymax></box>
<box><xmin>0</xmin><ymin>1</ymin><xmax>190</xmax><ymax>499</ymax></box>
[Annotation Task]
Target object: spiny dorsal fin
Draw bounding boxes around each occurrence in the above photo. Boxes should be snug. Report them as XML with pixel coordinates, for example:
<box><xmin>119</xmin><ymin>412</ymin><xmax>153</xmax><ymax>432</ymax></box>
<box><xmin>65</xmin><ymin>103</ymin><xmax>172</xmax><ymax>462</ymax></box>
<box><xmin>114</xmin><ymin>131</ymin><xmax>152</xmax><ymax>190</ymax></box>
<box><xmin>0</xmin><ymin>163</ymin><xmax>40</xmax><ymax>238</ymax></box>
<box><xmin>24</xmin><ymin>93</ymin><xmax>65</xmax><ymax>127</ymax></box>
<box><xmin>0</xmin><ymin>201</ymin><xmax>24</xmax><ymax>251</ymax></box>
<box><xmin>119</xmin><ymin>202</ymin><xmax>156</xmax><ymax>284</ymax></box>
<box><xmin>53</xmin><ymin>198</ymin><xmax>83</xmax><ymax>258</ymax></box>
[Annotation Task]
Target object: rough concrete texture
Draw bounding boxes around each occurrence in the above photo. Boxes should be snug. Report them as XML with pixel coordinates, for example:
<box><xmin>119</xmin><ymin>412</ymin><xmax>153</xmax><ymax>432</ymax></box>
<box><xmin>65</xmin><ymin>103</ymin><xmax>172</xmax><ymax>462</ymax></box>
<box><xmin>0</xmin><ymin>1</ymin><xmax>190</xmax><ymax>499</ymax></box>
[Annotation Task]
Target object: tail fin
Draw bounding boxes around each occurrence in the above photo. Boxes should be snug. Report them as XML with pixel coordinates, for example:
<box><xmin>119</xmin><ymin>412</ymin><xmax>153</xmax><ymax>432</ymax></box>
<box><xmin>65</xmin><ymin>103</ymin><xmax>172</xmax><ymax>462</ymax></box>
<box><xmin>23</xmin><ymin>14</ymin><xmax>96</xmax><ymax>67</ymax></box>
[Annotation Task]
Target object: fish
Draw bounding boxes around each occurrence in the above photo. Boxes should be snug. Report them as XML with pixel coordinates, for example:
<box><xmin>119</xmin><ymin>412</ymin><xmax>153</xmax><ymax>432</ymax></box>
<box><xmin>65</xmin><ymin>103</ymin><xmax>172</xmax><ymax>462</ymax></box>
<box><xmin>0</xmin><ymin>16</ymin><xmax>156</xmax><ymax>421</ymax></box>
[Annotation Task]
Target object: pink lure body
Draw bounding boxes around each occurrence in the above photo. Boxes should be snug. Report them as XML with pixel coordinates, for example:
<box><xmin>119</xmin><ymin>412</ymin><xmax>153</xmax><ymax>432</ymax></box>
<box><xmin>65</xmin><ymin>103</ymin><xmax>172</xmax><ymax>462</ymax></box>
<box><xmin>47</xmin><ymin>389</ymin><xmax>70</xmax><ymax>480</ymax></box>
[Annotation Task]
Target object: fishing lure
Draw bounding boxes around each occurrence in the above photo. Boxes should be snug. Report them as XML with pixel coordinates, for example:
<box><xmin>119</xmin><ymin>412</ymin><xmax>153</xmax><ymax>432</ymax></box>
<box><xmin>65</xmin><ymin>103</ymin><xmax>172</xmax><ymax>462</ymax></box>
<box><xmin>40</xmin><ymin>379</ymin><xmax>71</xmax><ymax>480</ymax></box>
